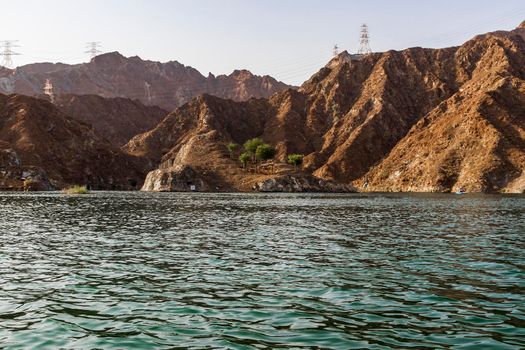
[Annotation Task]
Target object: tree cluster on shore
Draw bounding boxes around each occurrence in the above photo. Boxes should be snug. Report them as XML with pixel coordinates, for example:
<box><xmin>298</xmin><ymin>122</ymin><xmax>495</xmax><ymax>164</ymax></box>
<box><xmin>226</xmin><ymin>139</ymin><xmax>304</xmax><ymax>174</ymax></box>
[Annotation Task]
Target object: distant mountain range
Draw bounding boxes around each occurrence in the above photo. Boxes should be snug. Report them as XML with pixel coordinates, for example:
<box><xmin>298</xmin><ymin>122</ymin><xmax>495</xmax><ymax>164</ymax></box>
<box><xmin>0</xmin><ymin>52</ymin><xmax>293</xmax><ymax>110</ymax></box>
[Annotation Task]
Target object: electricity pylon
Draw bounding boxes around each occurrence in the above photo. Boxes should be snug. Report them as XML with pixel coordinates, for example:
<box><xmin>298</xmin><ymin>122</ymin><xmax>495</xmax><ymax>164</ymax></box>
<box><xmin>357</xmin><ymin>24</ymin><xmax>372</xmax><ymax>55</ymax></box>
<box><xmin>85</xmin><ymin>42</ymin><xmax>102</xmax><ymax>59</ymax></box>
<box><xmin>0</xmin><ymin>40</ymin><xmax>21</xmax><ymax>68</ymax></box>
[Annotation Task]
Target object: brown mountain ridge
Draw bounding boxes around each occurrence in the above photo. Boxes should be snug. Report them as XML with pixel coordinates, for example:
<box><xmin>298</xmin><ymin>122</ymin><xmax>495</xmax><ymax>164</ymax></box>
<box><xmin>127</xmin><ymin>22</ymin><xmax>525</xmax><ymax>193</ymax></box>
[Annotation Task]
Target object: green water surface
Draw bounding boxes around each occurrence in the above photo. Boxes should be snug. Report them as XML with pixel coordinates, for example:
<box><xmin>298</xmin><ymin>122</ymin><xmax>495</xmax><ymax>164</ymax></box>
<box><xmin>0</xmin><ymin>192</ymin><xmax>524</xmax><ymax>349</ymax></box>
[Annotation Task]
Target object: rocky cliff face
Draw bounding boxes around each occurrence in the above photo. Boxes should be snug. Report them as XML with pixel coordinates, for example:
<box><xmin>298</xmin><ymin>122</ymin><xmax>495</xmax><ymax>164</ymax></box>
<box><xmin>0</xmin><ymin>52</ymin><xmax>293</xmax><ymax>110</ymax></box>
<box><xmin>361</xmin><ymin>26</ymin><xmax>525</xmax><ymax>192</ymax></box>
<box><xmin>54</xmin><ymin>94</ymin><xmax>167</xmax><ymax>146</ymax></box>
<box><xmin>132</xmin><ymin>22</ymin><xmax>525</xmax><ymax>193</ymax></box>
<box><xmin>0</xmin><ymin>94</ymin><xmax>145</xmax><ymax>190</ymax></box>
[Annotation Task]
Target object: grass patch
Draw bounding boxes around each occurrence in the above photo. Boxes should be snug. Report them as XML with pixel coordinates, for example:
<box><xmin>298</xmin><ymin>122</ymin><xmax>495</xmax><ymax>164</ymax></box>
<box><xmin>63</xmin><ymin>185</ymin><xmax>89</xmax><ymax>195</ymax></box>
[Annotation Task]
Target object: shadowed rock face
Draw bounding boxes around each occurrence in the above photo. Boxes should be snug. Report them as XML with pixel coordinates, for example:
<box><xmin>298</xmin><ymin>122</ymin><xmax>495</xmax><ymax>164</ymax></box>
<box><xmin>0</xmin><ymin>145</ymin><xmax>52</xmax><ymax>190</ymax></box>
<box><xmin>129</xmin><ymin>21</ymin><xmax>525</xmax><ymax>193</ymax></box>
<box><xmin>54</xmin><ymin>94</ymin><xmax>168</xmax><ymax>146</ymax></box>
<box><xmin>0</xmin><ymin>52</ymin><xmax>293</xmax><ymax>110</ymax></box>
<box><xmin>0</xmin><ymin>94</ymin><xmax>146</xmax><ymax>190</ymax></box>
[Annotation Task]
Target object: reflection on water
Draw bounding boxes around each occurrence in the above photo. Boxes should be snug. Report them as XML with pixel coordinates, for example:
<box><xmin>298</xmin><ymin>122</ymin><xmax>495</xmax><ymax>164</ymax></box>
<box><xmin>0</xmin><ymin>192</ymin><xmax>524</xmax><ymax>349</ymax></box>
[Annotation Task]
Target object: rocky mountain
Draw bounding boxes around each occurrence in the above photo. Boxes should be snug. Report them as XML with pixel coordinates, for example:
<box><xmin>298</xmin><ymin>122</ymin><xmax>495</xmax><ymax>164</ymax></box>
<box><xmin>0</xmin><ymin>52</ymin><xmax>293</xmax><ymax>110</ymax></box>
<box><xmin>54</xmin><ymin>94</ymin><xmax>167</xmax><ymax>146</ymax></box>
<box><xmin>124</xmin><ymin>94</ymin><xmax>277</xmax><ymax>191</ymax></box>
<box><xmin>0</xmin><ymin>94</ymin><xmax>145</xmax><ymax>190</ymax></box>
<box><xmin>127</xmin><ymin>22</ymin><xmax>525</xmax><ymax>193</ymax></box>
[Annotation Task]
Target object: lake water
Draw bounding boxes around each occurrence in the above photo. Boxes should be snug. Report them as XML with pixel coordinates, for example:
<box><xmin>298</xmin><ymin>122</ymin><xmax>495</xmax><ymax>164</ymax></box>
<box><xmin>0</xmin><ymin>192</ymin><xmax>524</xmax><ymax>349</ymax></box>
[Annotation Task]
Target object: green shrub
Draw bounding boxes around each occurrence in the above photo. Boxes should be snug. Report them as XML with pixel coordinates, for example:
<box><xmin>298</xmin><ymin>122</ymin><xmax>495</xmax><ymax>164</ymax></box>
<box><xmin>63</xmin><ymin>185</ymin><xmax>89</xmax><ymax>194</ymax></box>
<box><xmin>226</xmin><ymin>142</ymin><xmax>239</xmax><ymax>158</ymax></box>
<box><xmin>287</xmin><ymin>154</ymin><xmax>304</xmax><ymax>171</ymax></box>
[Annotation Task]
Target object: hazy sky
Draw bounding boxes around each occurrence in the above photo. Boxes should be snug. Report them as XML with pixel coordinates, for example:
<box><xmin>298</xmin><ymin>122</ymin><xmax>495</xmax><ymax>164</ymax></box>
<box><xmin>2</xmin><ymin>0</ymin><xmax>525</xmax><ymax>85</ymax></box>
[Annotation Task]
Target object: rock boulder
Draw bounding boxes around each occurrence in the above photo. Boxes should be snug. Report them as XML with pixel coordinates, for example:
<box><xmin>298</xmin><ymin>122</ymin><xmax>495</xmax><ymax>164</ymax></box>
<box><xmin>141</xmin><ymin>164</ymin><xmax>211</xmax><ymax>192</ymax></box>
<box><xmin>253</xmin><ymin>175</ymin><xmax>356</xmax><ymax>192</ymax></box>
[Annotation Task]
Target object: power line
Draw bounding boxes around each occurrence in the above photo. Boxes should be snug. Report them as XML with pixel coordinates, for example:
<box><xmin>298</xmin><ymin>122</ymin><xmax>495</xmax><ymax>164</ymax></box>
<box><xmin>0</xmin><ymin>40</ymin><xmax>21</xmax><ymax>68</ymax></box>
<box><xmin>396</xmin><ymin>8</ymin><xmax>525</xmax><ymax>49</ymax></box>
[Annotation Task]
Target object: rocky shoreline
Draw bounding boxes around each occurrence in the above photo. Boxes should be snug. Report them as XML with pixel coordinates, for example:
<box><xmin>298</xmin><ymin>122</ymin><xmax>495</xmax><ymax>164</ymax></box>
<box><xmin>139</xmin><ymin>164</ymin><xmax>357</xmax><ymax>193</ymax></box>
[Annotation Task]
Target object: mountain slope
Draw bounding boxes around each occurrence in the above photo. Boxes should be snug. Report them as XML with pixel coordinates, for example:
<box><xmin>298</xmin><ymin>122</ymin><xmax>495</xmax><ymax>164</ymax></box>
<box><xmin>362</xmin><ymin>29</ymin><xmax>525</xmax><ymax>192</ymax></box>
<box><xmin>362</xmin><ymin>77</ymin><xmax>525</xmax><ymax>192</ymax></box>
<box><xmin>54</xmin><ymin>94</ymin><xmax>167</xmax><ymax>146</ymax></box>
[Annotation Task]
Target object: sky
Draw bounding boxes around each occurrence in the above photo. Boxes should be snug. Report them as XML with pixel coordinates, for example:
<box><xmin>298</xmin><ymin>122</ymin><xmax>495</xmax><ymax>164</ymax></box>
<box><xmin>2</xmin><ymin>0</ymin><xmax>525</xmax><ymax>85</ymax></box>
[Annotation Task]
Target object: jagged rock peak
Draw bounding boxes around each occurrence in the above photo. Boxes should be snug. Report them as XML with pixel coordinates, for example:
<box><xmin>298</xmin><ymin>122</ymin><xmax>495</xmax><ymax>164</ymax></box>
<box><xmin>194</xmin><ymin>93</ymin><xmax>234</xmax><ymax>108</ymax></box>
<box><xmin>325</xmin><ymin>50</ymin><xmax>365</xmax><ymax>68</ymax></box>
<box><xmin>518</xmin><ymin>20</ymin><xmax>525</xmax><ymax>29</ymax></box>
<box><xmin>230</xmin><ymin>69</ymin><xmax>255</xmax><ymax>78</ymax></box>
<box><xmin>326</xmin><ymin>50</ymin><xmax>350</xmax><ymax>66</ymax></box>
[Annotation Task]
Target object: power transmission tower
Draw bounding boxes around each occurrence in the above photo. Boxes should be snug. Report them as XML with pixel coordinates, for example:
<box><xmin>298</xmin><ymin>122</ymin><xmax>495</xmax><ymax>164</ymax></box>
<box><xmin>333</xmin><ymin>44</ymin><xmax>339</xmax><ymax>57</ymax></box>
<box><xmin>43</xmin><ymin>78</ymin><xmax>54</xmax><ymax>103</ymax></box>
<box><xmin>357</xmin><ymin>24</ymin><xmax>372</xmax><ymax>55</ymax></box>
<box><xmin>85</xmin><ymin>42</ymin><xmax>102</xmax><ymax>59</ymax></box>
<box><xmin>0</xmin><ymin>40</ymin><xmax>21</xmax><ymax>68</ymax></box>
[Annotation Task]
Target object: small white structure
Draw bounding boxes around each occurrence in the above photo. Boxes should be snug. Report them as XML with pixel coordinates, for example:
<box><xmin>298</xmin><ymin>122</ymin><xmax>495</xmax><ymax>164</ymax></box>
<box><xmin>43</xmin><ymin>79</ymin><xmax>54</xmax><ymax>103</ymax></box>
